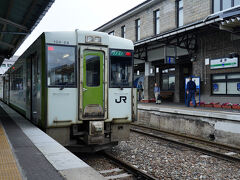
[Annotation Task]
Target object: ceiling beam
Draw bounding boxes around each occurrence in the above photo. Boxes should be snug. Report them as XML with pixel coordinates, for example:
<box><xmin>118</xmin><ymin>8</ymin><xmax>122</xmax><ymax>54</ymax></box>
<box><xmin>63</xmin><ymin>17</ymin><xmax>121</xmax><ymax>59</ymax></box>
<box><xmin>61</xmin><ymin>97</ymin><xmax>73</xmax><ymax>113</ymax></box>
<box><xmin>0</xmin><ymin>31</ymin><xmax>27</xmax><ymax>35</ymax></box>
<box><xmin>0</xmin><ymin>40</ymin><xmax>15</xmax><ymax>49</ymax></box>
<box><xmin>0</xmin><ymin>0</ymin><xmax>14</xmax><ymax>41</ymax></box>
<box><xmin>0</xmin><ymin>17</ymin><xmax>28</xmax><ymax>31</ymax></box>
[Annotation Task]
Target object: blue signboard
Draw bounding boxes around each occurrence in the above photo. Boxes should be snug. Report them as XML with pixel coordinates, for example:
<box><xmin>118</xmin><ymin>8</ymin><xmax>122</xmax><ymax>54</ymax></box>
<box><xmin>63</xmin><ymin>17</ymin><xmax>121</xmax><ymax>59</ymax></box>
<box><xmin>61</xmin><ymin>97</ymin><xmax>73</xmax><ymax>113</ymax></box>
<box><xmin>237</xmin><ymin>83</ymin><xmax>240</xmax><ymax>91</ymax></box>
<box><xmin>213</xmin><ymin>83</ymin><xmax>218</xmax><ymax>92</ymax></box>
<box><xmin>165</xmin><ymin>56</ymin><xmax>175</xmax><ymax>64</ymax></box>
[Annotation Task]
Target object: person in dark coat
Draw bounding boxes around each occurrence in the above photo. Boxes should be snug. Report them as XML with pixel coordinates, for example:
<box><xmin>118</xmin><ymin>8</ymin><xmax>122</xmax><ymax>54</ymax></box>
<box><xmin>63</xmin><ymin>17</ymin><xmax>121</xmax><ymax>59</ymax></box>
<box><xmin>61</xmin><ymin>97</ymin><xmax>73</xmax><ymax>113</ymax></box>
<box><xmin>186</xmin><ymin>76</ymin><xmax>196</xmax><ymax>107</ymax></box>
<box><xmin>137</xmin><ymin>81</ymin><xmax>143</xmax><ymax>101</ymax></box>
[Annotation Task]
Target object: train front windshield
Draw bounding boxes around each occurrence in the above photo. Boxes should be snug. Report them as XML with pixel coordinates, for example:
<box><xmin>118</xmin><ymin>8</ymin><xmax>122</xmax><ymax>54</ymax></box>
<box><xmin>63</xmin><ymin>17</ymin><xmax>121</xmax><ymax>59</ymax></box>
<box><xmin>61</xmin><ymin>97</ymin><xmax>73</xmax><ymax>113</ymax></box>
<box><xmin>110</xmin><ymin>50</ymin><xmax>133</xmax><ymax>88</ymax></box>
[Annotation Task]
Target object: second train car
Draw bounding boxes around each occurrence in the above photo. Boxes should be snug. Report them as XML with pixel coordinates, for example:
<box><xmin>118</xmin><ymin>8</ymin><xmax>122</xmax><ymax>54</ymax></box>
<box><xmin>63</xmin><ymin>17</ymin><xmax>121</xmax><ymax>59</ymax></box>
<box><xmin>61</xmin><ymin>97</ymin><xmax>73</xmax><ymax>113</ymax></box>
<box><xmin>0</xmin><ymin>30</ymin><xmax>137</xmax><ymax>151</ymax></box>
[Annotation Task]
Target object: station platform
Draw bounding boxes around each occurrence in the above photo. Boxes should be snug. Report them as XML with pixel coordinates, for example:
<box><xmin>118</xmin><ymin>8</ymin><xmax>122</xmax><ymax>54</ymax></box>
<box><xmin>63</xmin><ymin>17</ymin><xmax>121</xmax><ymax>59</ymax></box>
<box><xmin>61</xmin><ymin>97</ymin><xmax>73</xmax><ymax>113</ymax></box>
<box><xmin>0</xmin><ymin>101</ymin><xmax>105</xmax><ymax>180</ymax></box>
<box><xmin>138</xmin><ymin>102</ymin><xmax>240</xmax><ymax>121</ymax></box>
<box><xmin>137</xmin><ymin>102</ymin><xmax>240</xmax><ymax>147</ymax></box>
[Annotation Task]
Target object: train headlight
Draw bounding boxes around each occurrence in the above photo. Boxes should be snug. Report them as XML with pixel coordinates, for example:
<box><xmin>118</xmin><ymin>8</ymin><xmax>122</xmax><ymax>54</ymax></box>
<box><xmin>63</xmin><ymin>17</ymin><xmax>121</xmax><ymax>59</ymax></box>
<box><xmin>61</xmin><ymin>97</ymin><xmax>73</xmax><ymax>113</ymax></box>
<box><xmin>90</xmin><ymin>121</ymin><xmax>104</xmax><ymax>135</ymax></box>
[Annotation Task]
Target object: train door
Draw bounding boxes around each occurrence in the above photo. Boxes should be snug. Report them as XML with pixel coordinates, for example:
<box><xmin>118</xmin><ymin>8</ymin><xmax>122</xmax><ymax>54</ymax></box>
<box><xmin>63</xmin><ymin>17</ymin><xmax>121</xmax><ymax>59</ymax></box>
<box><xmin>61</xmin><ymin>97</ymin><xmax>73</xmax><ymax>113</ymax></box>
<box><xmin>4</xmin><ymin>74</ymin><xmax>10</xmax><ymax>104</ymax></box>
<box><xmin>80</xmin><ymin>48</ymin><xmax>107</xmax><ymax>119</ymax></box>
<box><xmin>31</xmin><ymin>53</ymin><xmax>39</xmax><ymax>124</ymax></box>
<box><xmin>26</xmin><ymin>56</ymin><xmax>32</xmax><ymax>120</ymax></box>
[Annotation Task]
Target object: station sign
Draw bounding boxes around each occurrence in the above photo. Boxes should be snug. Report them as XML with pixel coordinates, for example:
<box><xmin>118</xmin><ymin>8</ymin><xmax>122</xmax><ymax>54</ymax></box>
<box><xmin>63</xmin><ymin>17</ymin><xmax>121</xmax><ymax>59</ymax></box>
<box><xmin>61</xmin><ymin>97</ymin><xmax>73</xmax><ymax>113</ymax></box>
<box><xmin>210</xmin><ymin>57</ymin><xmax>238</xmax><ymax>69</ymax></box>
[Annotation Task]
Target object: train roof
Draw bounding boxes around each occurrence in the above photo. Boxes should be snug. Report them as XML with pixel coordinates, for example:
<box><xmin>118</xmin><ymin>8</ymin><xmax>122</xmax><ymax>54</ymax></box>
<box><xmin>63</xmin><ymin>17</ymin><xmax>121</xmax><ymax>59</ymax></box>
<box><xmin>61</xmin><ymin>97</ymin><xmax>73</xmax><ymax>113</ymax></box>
<box><xmin>44</xmin><ymin>30</ymin><xmax>134</xmax><ymax>50</ymax></box>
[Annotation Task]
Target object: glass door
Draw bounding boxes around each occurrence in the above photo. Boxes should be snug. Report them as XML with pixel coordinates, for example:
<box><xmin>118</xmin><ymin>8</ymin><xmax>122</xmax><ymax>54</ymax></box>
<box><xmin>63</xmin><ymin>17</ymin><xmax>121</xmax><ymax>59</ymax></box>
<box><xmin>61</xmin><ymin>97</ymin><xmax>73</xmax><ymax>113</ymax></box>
<box><xmin>82</xmin><ymin>50</ymin><xmax>104</xmax><ymax>118</ymax></box>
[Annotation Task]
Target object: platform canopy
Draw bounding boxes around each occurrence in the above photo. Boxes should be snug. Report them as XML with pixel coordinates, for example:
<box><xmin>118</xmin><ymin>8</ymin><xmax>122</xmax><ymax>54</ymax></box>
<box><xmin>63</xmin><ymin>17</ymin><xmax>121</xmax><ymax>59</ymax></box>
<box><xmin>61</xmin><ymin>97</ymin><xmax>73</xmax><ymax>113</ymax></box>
<box><xmin>0</xmin><ymin>0</ymin><xmax>55</xmax><ymax>64</ymax></box>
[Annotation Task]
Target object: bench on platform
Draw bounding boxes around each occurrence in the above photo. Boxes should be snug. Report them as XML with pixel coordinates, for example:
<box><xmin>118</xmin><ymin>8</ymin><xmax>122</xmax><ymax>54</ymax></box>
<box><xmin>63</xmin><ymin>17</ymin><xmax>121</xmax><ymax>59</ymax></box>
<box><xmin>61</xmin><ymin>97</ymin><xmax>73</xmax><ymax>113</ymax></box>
<box><xmin>160</xmin><ymin>91</ymin><xmax>174</xmax><ymax>100</ymax></box>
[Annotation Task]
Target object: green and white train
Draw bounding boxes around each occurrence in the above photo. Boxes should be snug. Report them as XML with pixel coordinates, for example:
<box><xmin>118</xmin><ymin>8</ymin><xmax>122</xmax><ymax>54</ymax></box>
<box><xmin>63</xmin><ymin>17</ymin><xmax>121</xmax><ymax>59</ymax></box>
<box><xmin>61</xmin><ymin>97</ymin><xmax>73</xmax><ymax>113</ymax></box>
<box><xmin>0</xmin><ymin>30</ymin><xmax>137</xmax><ymax>151</ymax></box>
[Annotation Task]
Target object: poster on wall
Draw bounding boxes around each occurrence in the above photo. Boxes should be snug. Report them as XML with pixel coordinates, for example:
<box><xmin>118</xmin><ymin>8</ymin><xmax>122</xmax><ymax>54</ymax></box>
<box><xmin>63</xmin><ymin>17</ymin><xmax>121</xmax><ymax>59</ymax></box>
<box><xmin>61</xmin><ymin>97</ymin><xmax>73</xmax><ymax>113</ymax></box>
<box><xmin>210</xmin><ymin>57</ymin><xmax>238</xmax><ymax>69</ymax></box>
<box><xmin>185</xmin><ymin>77</ymin><xmax>200</xmax><ymax>89</ymax></box>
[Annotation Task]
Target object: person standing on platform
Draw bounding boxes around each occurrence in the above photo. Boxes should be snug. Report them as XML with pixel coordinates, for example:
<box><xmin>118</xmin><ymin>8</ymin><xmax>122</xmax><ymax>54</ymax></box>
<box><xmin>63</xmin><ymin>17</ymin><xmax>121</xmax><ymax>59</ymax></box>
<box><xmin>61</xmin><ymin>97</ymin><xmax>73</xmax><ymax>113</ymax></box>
<box><xmin>186</xmin><ymin>76</ymin><xmax>196</xmax><ymax>107</ymax></box>
<box><xmin>154</xmin><ymin>83</ymin><xmax>161</xmax><ymax>104</ymax></box>
<box><xmin>137</xmin><ymin>81</ymin><xmax>143</xmax><ymax>101</ymax></box>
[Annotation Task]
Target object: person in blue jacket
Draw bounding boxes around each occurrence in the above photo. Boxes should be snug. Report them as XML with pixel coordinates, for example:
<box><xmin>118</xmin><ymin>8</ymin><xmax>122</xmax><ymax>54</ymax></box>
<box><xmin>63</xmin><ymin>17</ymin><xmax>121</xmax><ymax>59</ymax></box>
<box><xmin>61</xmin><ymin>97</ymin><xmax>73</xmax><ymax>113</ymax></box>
<box><xmin>186</xmin><ymin>76</ymin><xmax>196</xmax><ymax>107</ymax></box>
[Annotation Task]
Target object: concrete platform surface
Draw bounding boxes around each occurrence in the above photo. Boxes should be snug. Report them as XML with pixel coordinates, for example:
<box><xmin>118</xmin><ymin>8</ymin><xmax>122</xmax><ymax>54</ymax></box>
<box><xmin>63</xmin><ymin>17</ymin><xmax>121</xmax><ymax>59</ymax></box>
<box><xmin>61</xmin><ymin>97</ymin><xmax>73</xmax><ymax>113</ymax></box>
<box><xmin>0</xmin><ymin>101</ymin><xmax>105</xmax><ymax>180</ymax></box>
<box><xmin>138</xmin><ymin>103</ymin><xmax>240</xmax><ymax>121</ymax></box>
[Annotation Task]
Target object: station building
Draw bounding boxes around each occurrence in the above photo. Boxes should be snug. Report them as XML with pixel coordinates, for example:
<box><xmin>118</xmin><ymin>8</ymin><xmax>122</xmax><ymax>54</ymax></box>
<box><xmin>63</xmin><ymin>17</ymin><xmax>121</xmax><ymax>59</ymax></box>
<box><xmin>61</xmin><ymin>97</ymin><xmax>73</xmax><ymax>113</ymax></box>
<box><xmin>95</xmin><ymin>0</ymin><xmax>240</xmax><ymax>104</ymax></box>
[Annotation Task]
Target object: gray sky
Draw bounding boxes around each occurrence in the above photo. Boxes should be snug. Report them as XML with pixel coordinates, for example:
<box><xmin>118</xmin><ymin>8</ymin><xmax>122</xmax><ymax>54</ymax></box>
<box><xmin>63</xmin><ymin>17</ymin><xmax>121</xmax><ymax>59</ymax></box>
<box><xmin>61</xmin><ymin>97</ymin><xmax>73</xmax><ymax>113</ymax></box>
<box><xmin>14</xmin><ymin>0</ymin><xmax>145</xmax><ymax>56</ymax></box>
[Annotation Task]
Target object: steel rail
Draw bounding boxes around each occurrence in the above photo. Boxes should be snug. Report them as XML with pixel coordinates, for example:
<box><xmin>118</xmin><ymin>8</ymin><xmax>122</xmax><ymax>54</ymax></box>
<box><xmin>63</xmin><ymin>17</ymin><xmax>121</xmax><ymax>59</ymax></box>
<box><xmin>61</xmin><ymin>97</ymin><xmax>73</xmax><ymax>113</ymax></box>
<box><xmin>130</xmin><ymin>124</ymin><xmax>240</xmax><ymax>163</ymax></box>
<box><xmin>103</xmin><ymin>152</ymin><xmax>158</xmax><ymax>180</ymax></box>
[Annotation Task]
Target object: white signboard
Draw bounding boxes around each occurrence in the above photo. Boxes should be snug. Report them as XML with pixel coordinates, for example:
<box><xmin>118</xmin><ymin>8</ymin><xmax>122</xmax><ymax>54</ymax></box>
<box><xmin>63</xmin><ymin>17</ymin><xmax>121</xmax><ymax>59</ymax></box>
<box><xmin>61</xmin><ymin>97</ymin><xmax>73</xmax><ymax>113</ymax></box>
<box><xmin>210</xmin><ymin>57</ymin><xmax>238</xmax><ymax>69</ymax></box>
<box><xmin>185</xmin><ymin>77</ymin><xmax>200</xmax><ymax>89</ymax></box>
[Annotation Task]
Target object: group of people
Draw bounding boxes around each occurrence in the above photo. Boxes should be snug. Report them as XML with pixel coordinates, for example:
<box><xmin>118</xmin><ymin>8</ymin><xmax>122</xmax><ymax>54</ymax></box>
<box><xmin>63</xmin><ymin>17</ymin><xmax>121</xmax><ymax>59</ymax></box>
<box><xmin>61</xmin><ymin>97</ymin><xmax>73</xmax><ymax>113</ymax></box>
<box><xmin>136</xmin><ymin>76</ymin><xmax>197</xmax><ymax>107</ymax></box>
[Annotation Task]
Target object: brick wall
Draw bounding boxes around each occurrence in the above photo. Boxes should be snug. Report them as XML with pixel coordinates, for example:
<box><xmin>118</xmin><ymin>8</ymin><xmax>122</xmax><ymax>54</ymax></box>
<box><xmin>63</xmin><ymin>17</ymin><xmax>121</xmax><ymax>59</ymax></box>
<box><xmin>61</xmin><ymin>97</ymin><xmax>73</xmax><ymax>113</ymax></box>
<box><xmin>184</xmin><ymin>0</ymin><xmax>211</xmax><ymax>25</ymax></box>
<box><xmin>193</xmin><ymin>29</ymin><xmax>240</xmax><ymax>104</ymax></box>
<box><xmin>100</xmin><ymin>0</ymin><xmax>212</xmax><ymax>42</ymax></box>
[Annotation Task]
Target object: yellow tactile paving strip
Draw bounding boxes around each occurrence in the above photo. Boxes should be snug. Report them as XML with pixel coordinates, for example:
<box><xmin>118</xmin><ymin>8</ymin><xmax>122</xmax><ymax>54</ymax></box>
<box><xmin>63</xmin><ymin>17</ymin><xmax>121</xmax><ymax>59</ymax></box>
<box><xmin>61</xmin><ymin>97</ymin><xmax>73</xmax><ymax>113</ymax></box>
<box><xmin>0</xmin><ymin>123</ymin><xmax>22</xmax><ymax>180</ymax></box>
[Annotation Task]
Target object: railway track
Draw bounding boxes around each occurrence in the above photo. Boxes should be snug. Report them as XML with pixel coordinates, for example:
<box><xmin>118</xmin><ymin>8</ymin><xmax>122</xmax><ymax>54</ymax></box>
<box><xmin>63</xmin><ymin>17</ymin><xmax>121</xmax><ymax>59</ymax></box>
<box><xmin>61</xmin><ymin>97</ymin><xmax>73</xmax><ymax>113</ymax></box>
<box><xmin>77</xmin><ymin>152</ymin><xmax>157</xmax><ymax>180</ymax></box>
<box><xmin>131</xmin><ymin>123</ymin><xmax>240</xmax><ymax>163</ymax></box>
<box><xmin>102</xmin><ymin>152</ymin><xmax>157</xmax><ymax>180</ymax></box>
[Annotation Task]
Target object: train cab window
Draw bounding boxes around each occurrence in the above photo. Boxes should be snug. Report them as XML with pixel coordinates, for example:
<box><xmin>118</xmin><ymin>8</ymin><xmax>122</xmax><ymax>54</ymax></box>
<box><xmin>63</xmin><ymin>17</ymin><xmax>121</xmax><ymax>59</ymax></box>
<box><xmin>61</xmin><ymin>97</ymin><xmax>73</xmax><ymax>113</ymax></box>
<box><xmin>47</xmin><ymin>45</ymin><xmax>76</xmax><ymax>87</ymax></box>
<box><xmin>86</xmin><ymin>55</ymin><xmax>100</xmax><ymax>87</ymax></box>
<box><xmin>1</xmin><ymin>64</ymin><xmax>6</xmax><ymax>67</ymax></box>
<box><xmin>110</xmin><ymin>50</ymin><xmax>133</xmax><ymax>88</ymax></box>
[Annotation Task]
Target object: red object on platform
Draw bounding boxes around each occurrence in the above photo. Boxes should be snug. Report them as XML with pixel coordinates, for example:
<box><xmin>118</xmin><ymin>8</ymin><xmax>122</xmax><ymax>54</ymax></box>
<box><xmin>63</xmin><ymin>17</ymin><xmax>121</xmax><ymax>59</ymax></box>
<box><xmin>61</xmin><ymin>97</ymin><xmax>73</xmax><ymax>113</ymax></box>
<box><xmin>232</xmin><ymin>105</ymin><xmax>240</xmax><ymax>110</ymax></box>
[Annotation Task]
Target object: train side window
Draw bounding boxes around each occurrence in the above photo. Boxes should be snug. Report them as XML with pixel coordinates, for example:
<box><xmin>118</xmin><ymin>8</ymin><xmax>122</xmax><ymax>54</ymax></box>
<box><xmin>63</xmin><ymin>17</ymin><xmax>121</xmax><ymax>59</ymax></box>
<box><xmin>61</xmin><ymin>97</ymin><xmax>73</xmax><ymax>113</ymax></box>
<box><xmin>47</xmin><ymin>45</ymin><xmax>76</xmax><ymax>87</ymax></box>
<box><xmin>11</xmin><ymin>66</ymin><xmax>24</xmax><ymax>90</ymax></box>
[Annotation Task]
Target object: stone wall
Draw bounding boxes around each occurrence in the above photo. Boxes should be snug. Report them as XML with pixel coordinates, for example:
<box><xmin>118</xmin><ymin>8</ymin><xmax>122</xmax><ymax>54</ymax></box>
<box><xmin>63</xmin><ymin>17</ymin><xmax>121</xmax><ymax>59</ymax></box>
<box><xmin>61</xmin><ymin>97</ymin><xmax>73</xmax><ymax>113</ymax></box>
<box><xmin>138</xmin><ymin>109</ymin><xmax>240</xmax><ymax>147</ymax></box>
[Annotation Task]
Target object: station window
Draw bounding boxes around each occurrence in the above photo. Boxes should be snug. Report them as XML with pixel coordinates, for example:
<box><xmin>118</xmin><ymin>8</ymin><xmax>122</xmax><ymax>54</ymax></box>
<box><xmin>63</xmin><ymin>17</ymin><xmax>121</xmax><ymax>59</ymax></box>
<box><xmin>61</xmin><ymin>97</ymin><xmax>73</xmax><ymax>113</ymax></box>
<box><xmin>213</xmin><ymin>0</ymin><xmax>240</xmax><ymax>13</ymax></box>
<box><xmin>154</xmin><ymin>9</ymin><xmax>160</xmax><ymax>35</ymax></box>
<box><xmin>47</xmin><ymin>45</ymin><xmax>76</xmax><ymax>87</ymax></box>
<box><xmin>121</xmin><ymin>25</ymin><xmax>126</xmax><ymax>38</ymax></box>
<box><xmin>177</xmin><ymin>0</ymin><xmax>183</xmax><ymax>27</ymax></box>
<box><xmin>212</xmin><ymin>73</ymin><xmax>240</xmax><ymax>95</ymax></box>
<box><xmin>135</xmin><ymin>19</ymin><xmax>141</xmax><ymax>41</ymax></box>
<box><xmin>161</xmin><ymin>68</ymin><xmax>175</xmax><ymax>91</ymax></box>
